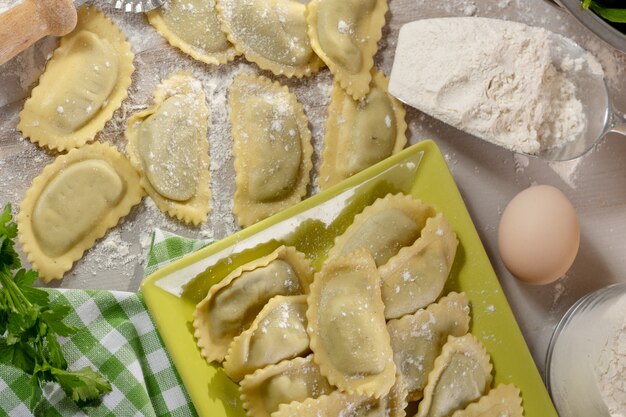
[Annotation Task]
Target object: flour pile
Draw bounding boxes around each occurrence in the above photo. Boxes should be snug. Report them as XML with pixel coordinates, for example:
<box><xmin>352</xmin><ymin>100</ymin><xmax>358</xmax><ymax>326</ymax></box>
<box><xmin>389</xmin><ymin>17</ymin><xmax>600</xmax><ymax>155</ymax></box>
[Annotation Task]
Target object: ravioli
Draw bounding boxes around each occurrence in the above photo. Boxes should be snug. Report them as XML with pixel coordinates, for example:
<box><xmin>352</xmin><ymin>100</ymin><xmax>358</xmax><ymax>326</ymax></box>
<box><xmin>239</xmin><ymin>355</ymin><xmax>334</xmax><ymax>417</ymax></box>
<box><xmin>307</xmin><ymin>249</ymin><xmax>395</xmax><ymax>398</ymax></box>
<box><xmin>229</xmin><ymin>73</ymin><xmax>313</xmax><ymax>227</ymax></box>
<box><xmin>387</xmin><ymin>292</ymin><xmax>470</xmax><ymax>401</ymax></box>
<box><xmin>451</xmin><ymin>384</ymin><xmax>524</xmax><ymax>417</ymax></box>
<box><xmin>319</xmin><ymin>69</ymin><xmax>407</xmax><ymax>190</ymax></box>
<box><xmin>18</xmin><ymin>6</ymin><xmax>134</xmax><ymax>151</ymax></box>
<box><xmin>273</xmin><ymin>375</ymin><xmax>408</xmax><ymax>417</ymax></box>
<box><xmin>17</xmin><ymin>143</ymin><xmax>143</xmax><ymax>282</ymax></box>
<box><xmin>327</xmin><ymin>193</ymin><xmax>435</xmax><ymax>268</ymax></box>
<box><xmin>125</xmin><ymin>72</ymin><xmax>210</xmax><ymax>225</ymax></box>
<box><xmin>147</xmin><ymin>0</ymin><xmax>238</xmax><ymax>65</ymax></box>
<box><xmin>193</xmin><ymin>246</ymin><xmax>313</xmax><ymax>363</ymax></box>
<box><xmin>380</xmin><ymin>213</ymin><xmax>458</xmax><ymax>319</ymax></box>
<box><xmin>307</xmin><ymin>0</ymin><xmax>388</xmax><ymax>99</ymax></box>
<box><xmin>223</xmin><ymin>294</ymin><xmax>309</xmax><ymax>381</ymax></box>
<box><xmin>217</xmin><ymin>0</ymin><xmax>323</xmax><ymax>77</ymax></box>
<box><xmin>416</xmin><ymin>334</ymin><xmax>493</xmax><ymax>417</ymax></box>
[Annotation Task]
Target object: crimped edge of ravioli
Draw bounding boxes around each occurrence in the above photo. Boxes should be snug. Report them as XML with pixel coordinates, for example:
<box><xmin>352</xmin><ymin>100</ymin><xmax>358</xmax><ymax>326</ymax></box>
<box><xmin>229</xmin><ymin>73</ymin><xmax>313</xmax><ymax>228</ymax></box>
<box><xmin>240</xmin><ymin>354</ymin><xmax>331</xmax><ymax>417</ymax></box>
<box><xmin>387</xmin><ymin>292</ymin><xmax>470</xmax><ymax>402</ymax></box>
<box><xmin>380</xmin><ymin>212</ymin><xmax>459</xmax><ymax>319</ymax></box>
<box><xmin>326</xmin><ymin>193</ymin><xmax>436</xmax><ymax>265</ymax></box>
<box><xmin>306</xmin><ymin>0</ymin><xmax>388</xmax><ymax>100</ymax></box>
<box><xmin>450</xmin><ymin>384</ymin><xmax>524</xmax><ymax>417</ymax></box>
<box><xmin>319</xmin><ymin>69</ymin><xmax>407</xmax><ymax>190</ymax></box>
<box><xmin>216</xmin><ymin>0</ymin><xmax>324</xmax><ymax>77</ymax></box>
<box><xmin>17</xmin><ymin>143</ymin><xmax>143</xmax><ymax>282</ymax></box>
<box><xmin>193</xmin><ymin>245</ymin><xmax>313</xmax><ymax>363</ymax></box>
<box><xmin>307</xmin><ymin>249</ymin><xmax>396</xmax><ymax>398</ymax></box>
<box><xmin>147</xmin><ymin>8</ymin><xmax>239</xmax><ymax>65</ymax></box>
<box><xmin>18</xmin><ymin>6</ymin><xmax>135</xmax><ymax>152</ymax></box>
<box><xmin>273</xmin><ymin>374</ymin><xmax>408</xmax><ymax>417</ymax></box>
<box><xmin>223</xmin><ymin>294</ymin><xmax>310</xmax><ymax>382</ymax></box>
<box><xmin>416</xmin><ymin>334</ymin><xmax>494</xmax><ymax>417</ymax></box>
<box><xmin>125</xmin><ymin>72</ymin><xmax>211</xmax><ymax>225</ymax></box>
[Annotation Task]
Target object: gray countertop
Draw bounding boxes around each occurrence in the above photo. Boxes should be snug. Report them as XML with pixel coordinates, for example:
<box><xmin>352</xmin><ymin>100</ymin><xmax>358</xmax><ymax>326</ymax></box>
<box><xmin>1</xmin><ymin>0</ymin><xmax>625</xmax><ymax>385</ymax></box>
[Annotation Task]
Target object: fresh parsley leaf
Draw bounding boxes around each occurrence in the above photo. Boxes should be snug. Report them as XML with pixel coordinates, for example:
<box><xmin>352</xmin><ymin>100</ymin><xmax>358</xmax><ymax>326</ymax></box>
<box><xmin>41</xmin><ymin>306</ymin><xmax>77</xmax><ymax>337</ymax></box>
<box><xmin>52</xmin><ymin>367</ymin><xmax>113</xmax><ymax>406</ymax></box>
<box><xmin>0</xmin><ymin>204</ymin><xmax>17</xmax><ymax>239</ymax></box>
<box><xmin>46</xmin><ymin>332</ymin><xmax>67</xmax><ymax>370</ymax></box>
<box><xmin>29</xmin><ymin>373</ymin><xmax>43</xmax><ymax>413</ymax></box>
<box><xmin>0</xmin><ymin>203</ymin><xmax>111</xmax><ymax>411</ymax></box>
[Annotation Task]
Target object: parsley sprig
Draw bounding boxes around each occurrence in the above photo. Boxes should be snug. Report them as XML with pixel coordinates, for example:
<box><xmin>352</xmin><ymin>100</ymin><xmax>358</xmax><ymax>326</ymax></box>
<box><xmin>0</xmin><ymin>204</ymin><xmax>111</xmax><ymax>412</ymax></box>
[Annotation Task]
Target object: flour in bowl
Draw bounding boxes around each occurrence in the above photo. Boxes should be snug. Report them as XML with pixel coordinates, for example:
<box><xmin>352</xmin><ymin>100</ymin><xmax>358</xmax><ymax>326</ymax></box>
<box><xmin>389</xmin><ymin>17</ymin><xmax>600</xmax><ymax>155</ymax></box>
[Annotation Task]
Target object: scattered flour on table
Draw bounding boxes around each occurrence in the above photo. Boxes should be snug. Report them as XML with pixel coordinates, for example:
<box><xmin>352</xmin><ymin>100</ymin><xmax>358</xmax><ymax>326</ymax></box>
<box><xmin>389</xmin><ymin>17</ymin><xmax>601</xmax><ymax>155</ymax></box>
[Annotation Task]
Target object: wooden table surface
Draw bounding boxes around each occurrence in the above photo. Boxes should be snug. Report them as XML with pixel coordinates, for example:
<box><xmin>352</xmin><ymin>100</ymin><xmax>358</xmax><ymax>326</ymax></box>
<box><xmin>1</xmin><ymin>0</ymin><xmax>625</xmax><ymax>384</ymax></box>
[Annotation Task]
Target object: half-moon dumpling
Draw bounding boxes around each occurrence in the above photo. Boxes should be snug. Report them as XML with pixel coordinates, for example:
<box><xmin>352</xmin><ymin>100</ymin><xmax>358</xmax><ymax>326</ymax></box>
<box><xmin>273</xmin><ymin>375</ymin><xmax>408</xmax><ymax>417</ymax></box>
<box><xmin>229</xmin><ymin>73</ymin><xmax>313</xmax><ymax>227</ymax></box>
<box><xmin>223</xmin><ymin>294</ymin><xmax>310</xmax><ymax>381</ymax></box>
<box><xmin>17</xmin><ymin>143</ymin><xmax>143</xmax><ymax>282</ymax></box>
<box><xmin>307</xmin><ymin>0</ymin><xmax>388</xmax><ymax>100</ymax></box>
<box><xmin>380</xmin><ymin>213</ymin><xmax>458</xmax><ymax>319</ymax></box>
<box><xmin>239</xmin><ymin>355</ymin><xmax>334</xmax><ymax>417</ymax></box>
<box><xmin>147</xmin><ymin>0</ymin><xmax>238</xmax><ymax>65</ymax></box>
<box><xmin>387</xmin><ymin>292</ymin><xmax>470</xmax><ymax>401</ymax></box>
<box><xmin>327</xmin><ymin>193</ymin><xmax>435</xmax><ymax>268</ymax></box>
<box><xmin>307</xmin><ymin>249</ymin><xmax>395</xmax><ymax>398</ymax></box>
<box><xmin>18</xmin><ymin>6</ymin><xmax>134</xmax><ymax>152</ymax></box>
<box><xmin>193</xmin><ymin>246</ymin><xmax>313</xmax><ymax>363</ymax></box>
<box><xmin>319</xmin><ymin>69</ymin><xmax>407</xmax><ymax>190</ymax></box>
<box><xmin>451</xmin><ymin>384</ymin><xmax>524</xmax><ymax>417</ymax></box>
<box><xmin>416</xmin><ymin>334</ymin><xmax>493</xmax><ymax>417</ymax></box>
<box><xmin>125</xmin><ymin>72</ymin><xmax>210</xmax><ymax>225</ymax></box>
<box><xmin>217</xmin><ymin>0</ymin><xmax>323</xmax><ymax>77</ymax></box>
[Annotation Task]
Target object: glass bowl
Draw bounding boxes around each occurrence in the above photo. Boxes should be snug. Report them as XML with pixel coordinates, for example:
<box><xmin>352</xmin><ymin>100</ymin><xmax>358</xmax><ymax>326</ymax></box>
<box><xmin>557</xmin><ymin>0</ymin><xmax>626</xmax><ymax>53</ymax></box>
<box><xmin>546</xmin><ymin>282</ymin><xmax>626</xmax><ymax>417</ymax></box>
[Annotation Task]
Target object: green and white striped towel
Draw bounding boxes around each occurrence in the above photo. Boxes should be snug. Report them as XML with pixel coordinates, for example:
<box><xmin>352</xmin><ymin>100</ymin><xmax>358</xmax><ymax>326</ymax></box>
<box><xmin>0</xmin><ymin>229</ymin><xmax>209</xmax><ymax>417</ymax></box>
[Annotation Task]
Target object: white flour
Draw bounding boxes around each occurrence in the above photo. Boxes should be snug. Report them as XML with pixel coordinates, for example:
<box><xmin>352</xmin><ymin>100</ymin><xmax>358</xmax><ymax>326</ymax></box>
<box><xmin>596</xmin><ymin>296</ymin><xmax>626</xmax><ymax>417</ymax></box>
<box><xmin>389</xmin><ymin>17</ymin><xmax>597</xmax><ymax>155</ymax></box>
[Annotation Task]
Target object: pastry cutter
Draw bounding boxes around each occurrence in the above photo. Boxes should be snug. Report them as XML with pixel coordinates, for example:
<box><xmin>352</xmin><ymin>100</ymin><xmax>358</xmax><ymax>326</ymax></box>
<box><xmin>0</xmin><ymin>0</ymin><xmax>165</xmax><ymax>66</ymax></box>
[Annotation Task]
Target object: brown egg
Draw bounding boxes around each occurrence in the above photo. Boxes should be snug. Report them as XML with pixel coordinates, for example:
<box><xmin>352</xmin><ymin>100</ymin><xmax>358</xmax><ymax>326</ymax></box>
<box><xmin>498</xmin><ymin>185</ymin><xmax>580</xmax><ymax>285</ymax></box>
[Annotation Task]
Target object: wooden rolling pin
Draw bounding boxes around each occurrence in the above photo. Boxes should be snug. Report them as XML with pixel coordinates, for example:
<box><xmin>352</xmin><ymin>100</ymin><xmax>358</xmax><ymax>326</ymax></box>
<box><xmin>0</xmin><ymin>0</ymin><xmax>77</xmax><ymax>65</ymax></box>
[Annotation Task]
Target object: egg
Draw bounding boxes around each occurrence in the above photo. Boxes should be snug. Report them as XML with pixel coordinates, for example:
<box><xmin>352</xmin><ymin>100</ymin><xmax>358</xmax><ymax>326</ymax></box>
<box><xmin>498</xmin><ymin>185</ymin><xmax>580</xmax><ymax>285</ymax></box>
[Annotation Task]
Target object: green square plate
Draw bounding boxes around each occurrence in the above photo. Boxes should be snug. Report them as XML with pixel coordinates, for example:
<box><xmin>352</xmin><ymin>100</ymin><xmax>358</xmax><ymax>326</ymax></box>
<box><xmin>140</xmin><ymin>140</ymin><xmax>557</xmax><ymax>417</ymax></box>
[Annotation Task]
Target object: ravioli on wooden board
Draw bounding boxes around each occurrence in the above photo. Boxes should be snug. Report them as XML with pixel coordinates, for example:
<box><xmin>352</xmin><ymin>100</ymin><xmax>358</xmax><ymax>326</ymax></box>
<box><xmin>17</xmin><ymin>143</ymin><xmax>143</xmax><ymax>282</ymax></box>
<box><xmin>228</xmin><ymin>73</ymin><xmax>313</xmax><ymax>227</ymax></box>
<box><xmin>125</xmin><ymin>72</ymin><xmax>210</xmax><ymax>225</ymax></box>
<box><xmin>217</xmin><ymin>0</ymin><xmax>323</xmax><ymax>77</ymax></box>
<box><xmin>18</xmin><ymin>6</ymin><xmax>134</xmax><ymax>152</ymax></box>
<box><xmin>147</xmin><ymin>0</ymin><xmax>239</xmax><ymax>65</ymax></box>
<box><xmin>319</xmin><ymin>69</ymin><xmax>407</xmax><ymax>190</ymax></box>
<box><xmin>307</xmin><ymin>0</ymin><xmax>388</xmax><ymax>100</ymax></box>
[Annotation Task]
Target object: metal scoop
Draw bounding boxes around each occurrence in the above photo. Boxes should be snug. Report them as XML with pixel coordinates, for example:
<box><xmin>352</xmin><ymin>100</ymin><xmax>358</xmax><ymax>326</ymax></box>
<box><xmin>539</xmin><ymin>34</ymin><xmax>626</xmax><ymax>161</ymax></box>
<box><xmin>389</xmin><ymin>20</ymin><xmax>626</xmax><ymax>162</ymax></box>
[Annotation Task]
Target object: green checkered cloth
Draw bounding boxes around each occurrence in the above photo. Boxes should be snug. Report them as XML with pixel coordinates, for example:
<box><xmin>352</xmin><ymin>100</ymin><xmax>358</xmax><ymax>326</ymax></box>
<box><xmin>0</xmin><ymin>229</ymin><xmax>209</xmax><ymax>417</ymax></box>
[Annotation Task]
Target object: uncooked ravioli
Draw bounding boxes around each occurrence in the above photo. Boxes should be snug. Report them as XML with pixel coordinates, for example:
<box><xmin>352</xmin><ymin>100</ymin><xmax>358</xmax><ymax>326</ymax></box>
<box><xmin>125</xmin><ymin>72</ymin><xmax>210</xmax><ymax>225</ymax></box>
<box><xmin>18</xmin><ymin>6</ymin><xmax>134</xmax><ymax>151</ymax></box>
<box><xmin>319</xmin><ymin>69</ymin><xmax>407</xmax><ymax>190</ymax></box>
<box><xmin>217</xmin><ymin>0</ymin><xmax>323</xmax><ymax>77</ymax></box>
<box><xmin>147</xmin><ymin>0</ymin><xmax>238</xmax><ymax>65</ymax></box>
<box><xmin>228</xmin><ymin>73</ymin><xmax>313</xmax><ymax>227</ymax></box>
<box><xmin>17</xmin><ymin>143</ymin><xmax>143</xmax><ymax>282</ymax></box>
<box><xmin>307</xmin><ymin>0</ymin><xmax>388</xmax><ymax>99</ymax></box>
